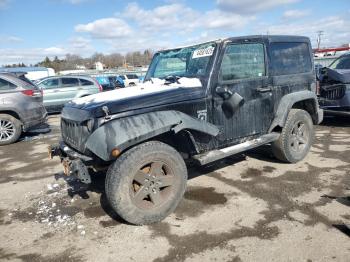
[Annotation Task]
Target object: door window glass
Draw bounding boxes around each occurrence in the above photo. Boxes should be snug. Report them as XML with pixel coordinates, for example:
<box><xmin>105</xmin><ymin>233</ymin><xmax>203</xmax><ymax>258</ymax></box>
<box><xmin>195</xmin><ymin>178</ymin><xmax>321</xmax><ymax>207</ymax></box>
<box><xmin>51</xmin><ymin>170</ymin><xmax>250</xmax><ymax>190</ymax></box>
<box><xmin>0</xmin><ymin>78</ymin><xmax>17</xmax><ymax>91</ymax></box>
<box><xmin>269</xmin><ymin>42</ymin><xmax>312</xmax><ymax>75</ymax></box>
<box><xmin>40</xmin><ymin>79</ymin><xmax>59</xmax><ymax>89</ymax></box>
<box><xmin>220</xmin><ymin>43</ymin><xmax>265</xmax><ymax>81</ymax></box>
<box><xmin>61</xmin><ymin>78</ymin><xmax>79</xmax><ymax>87</ymax></box>
<box><xmin>79</xmin><ymin>78</ymin><xmax>94</xmax><ymax>86</ymax></box>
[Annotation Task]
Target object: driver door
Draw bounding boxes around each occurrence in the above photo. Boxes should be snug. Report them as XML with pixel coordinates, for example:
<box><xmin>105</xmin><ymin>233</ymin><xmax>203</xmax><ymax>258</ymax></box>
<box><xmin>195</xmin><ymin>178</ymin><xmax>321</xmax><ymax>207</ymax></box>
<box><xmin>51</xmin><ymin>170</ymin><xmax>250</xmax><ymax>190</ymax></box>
<box><xmin>212</xmin><ymin>41</ymin><xmax>274</xmax><ymax>147</ymax></box>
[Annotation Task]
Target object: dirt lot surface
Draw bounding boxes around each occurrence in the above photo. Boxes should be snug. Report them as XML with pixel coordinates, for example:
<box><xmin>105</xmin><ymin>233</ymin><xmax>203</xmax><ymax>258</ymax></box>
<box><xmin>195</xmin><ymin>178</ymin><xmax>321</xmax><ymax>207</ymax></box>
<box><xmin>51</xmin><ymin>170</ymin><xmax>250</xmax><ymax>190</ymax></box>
<box><xmin>0</xmin><ymin>115</ymin><xmax>350</xmax><ymax>262</ymax></box>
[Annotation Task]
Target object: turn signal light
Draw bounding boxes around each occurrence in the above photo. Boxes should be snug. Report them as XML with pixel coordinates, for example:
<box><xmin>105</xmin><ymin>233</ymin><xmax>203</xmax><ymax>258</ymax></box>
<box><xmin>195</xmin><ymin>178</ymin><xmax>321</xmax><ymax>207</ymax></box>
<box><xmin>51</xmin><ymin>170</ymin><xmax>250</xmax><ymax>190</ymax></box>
<box><xmin>111</xmin><ymin>149</ymin><xmax>121</xmax><ymax>158</ymax></box>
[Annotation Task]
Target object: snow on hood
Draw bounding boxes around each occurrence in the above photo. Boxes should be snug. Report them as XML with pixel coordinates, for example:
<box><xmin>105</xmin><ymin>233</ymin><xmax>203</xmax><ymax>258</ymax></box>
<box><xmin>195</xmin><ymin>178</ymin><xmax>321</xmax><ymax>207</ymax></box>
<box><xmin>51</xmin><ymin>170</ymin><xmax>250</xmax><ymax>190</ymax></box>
<box><xmin>72</xmin><ymin>77</ymin><xmax>202</xmax><ymax>106</ymax></box>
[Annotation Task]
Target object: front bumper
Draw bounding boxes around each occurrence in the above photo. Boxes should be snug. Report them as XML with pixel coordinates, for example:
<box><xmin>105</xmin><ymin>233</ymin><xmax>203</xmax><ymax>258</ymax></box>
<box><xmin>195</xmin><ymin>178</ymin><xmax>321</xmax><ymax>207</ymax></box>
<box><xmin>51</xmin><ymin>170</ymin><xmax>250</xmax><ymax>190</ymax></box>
<box><xmin>49</xmin><ymin>141</ymin><xmax>93</xmax><ymax>184</ymax></box>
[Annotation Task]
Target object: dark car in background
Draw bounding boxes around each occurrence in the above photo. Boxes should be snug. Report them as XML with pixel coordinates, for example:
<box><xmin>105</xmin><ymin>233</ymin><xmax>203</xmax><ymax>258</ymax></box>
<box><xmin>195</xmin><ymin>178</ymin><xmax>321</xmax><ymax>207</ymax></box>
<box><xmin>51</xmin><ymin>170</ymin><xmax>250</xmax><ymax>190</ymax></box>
<box><xmin>0</xmin><ymin>73</ymin><xmax>47</xmax><ymax>145</ymax></box>
<box><xmin>94</xmin><ymin>76</ymin><xmax>125</xmax><ymax>91</ymax></box>
<box><xmin>318</xmin><ymin>53</ymin><xmax>350</xmax><ymax>115</ymax></box>
<box><xmin>37</xmin><ymin>75</ymin><xmax>102</xmax><ymax>113</ymax></box>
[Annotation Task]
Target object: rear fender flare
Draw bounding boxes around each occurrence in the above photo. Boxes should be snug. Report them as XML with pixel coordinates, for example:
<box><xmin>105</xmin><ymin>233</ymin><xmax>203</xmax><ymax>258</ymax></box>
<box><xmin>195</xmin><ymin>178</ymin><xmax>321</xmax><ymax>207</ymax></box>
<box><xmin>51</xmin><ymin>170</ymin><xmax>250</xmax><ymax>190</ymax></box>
<box><xmin>269</xmin><ymin>90</ymin><xmax>321</xmax><ymax>132</ymax></box>
<box><xmin>86</xmin><ymin>110</ymin><xmax>219</xmax><ymax>161</ymax></box>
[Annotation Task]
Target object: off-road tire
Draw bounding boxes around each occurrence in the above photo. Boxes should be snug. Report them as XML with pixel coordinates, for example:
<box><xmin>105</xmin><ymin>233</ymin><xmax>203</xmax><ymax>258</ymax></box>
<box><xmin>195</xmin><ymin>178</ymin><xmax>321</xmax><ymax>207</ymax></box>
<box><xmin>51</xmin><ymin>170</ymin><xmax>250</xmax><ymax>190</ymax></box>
<box><xmin>272</xmin><ymin>109</ymin><xmax>314</xmax><ymax>163</ymax></box>
<box><xmin>0</xmin><ymin>114</ymin><xmax>22</xmax><ymax>146</ymax></box>
<box><xmin>105</xmin><ymin>141</ymin><xmax>187</xmax><ymax>225</ymax></box>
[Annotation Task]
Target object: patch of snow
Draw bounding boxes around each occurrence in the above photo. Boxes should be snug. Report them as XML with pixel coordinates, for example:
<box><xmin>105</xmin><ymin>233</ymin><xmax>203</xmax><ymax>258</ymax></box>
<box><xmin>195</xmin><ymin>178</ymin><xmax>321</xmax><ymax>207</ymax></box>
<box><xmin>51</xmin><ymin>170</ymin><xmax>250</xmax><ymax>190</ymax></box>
<box><xmin>72</xmin><ymin>77</ymin><xmax>202</xmax><ymax>106</ymax></box>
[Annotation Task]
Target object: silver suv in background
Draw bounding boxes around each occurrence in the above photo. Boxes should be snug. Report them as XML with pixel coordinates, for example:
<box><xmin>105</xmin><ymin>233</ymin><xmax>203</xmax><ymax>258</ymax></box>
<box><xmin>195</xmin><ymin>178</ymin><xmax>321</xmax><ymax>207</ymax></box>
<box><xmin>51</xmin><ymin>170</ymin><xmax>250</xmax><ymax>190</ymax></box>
<box><xmin>0</xmin><ymin>73</ymin><xmax>47</xmax><ymax>145</ymax></box>
<box><xmin>37</xmin><ymin>76</ymin><xmax>102</xmax><ymax>112</ymax></box>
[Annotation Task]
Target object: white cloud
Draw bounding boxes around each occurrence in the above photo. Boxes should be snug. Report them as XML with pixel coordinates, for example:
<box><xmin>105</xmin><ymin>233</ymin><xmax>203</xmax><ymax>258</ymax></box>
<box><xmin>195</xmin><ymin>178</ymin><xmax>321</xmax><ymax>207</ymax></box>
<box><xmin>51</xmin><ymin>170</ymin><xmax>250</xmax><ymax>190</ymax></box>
<box><xmin>73</xmin><ymin>2</ymin><xmax>254</xmax><ymax>53</ymax></box>
<box><xmin>0</xmin><ymin>47</ymin><xmax>67</xmax><ymax>65</ymax></box>
<box><xmin>282</xmin><ymin>9</ymin><xmax>310</xmax><ymax>19</ymax></box>
<box><xmin>0</xmin><ymin>38</ymin><xmax>94</xmax><ymax>65</ymax></box>
<box><xmin>0</xmin><ymin>0</ymin><xmax>10</xmax><ymax>9</ymax></box>
<box><xmin>217</xmin><ymin>0</ymin><xmax>299</xmax><ymax>14</ymax></box>
<box><xmin>0</xmin><ymin>35</ymin><xmax>22</xmax><ymax>44</ymax></box>
<box><xmin>75</xmin><ymin>18</ymin><xmax>132</xmax><ymax>39</ymax></box>
<box><xmin>123</xmin><ymin>2</ymin><xmax>198</xmax><ymax>32</ymax></box>
<box><xmin>263</xmin><ymin>15</ymin><xmax>350</xmax><ymax>47</ymax></box>
<box><xmin>123</xmin><ymin>3</ymin><xmax>254</xmax><ymax>32</ymax></box>
<box><xmin>203</xmin><ymin>10</ymin><xmax>255</xmax><ymax>29</ymax></box>
<box><xmin>64</xmin><ymin>0</ymin><xmax>90</xmax><ymax>4</ymax></box>
<box><xmin>69</xmin><ymin>36</ymin><xmax>91</xmax><ymax>49</ymax></box>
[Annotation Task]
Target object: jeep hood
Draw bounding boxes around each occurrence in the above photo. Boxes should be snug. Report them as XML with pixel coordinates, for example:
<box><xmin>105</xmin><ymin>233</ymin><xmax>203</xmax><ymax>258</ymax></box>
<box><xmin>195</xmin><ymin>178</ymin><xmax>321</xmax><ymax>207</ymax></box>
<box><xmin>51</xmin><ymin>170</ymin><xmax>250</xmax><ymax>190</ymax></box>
<box><xmin>327</xmin><ymin>68</ymin><xmax>350</xmax><ymax>83</ymax></box>
<box><xmin>67</xmin><ymin>77</ymin><xmax>204</xmax><ymax>118</ymax></box>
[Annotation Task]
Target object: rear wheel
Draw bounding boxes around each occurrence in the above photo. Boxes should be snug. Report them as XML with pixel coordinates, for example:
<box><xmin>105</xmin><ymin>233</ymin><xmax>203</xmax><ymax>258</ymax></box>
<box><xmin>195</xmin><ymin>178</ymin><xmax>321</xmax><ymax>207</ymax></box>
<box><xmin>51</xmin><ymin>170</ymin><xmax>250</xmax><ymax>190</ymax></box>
<box><xmin>0</xmin><ymin>114</ymin><xmax>22</xmax><ymax>146</ymax></box>
<box><xmin>105</xmin><ymin>141</ymin><xmax>187</xmax><ymax>225</ymax></box>
<box><xmin>272</xmin><ymin>109</ymin><xmax>314</xmax><ymax>163</ymax></box>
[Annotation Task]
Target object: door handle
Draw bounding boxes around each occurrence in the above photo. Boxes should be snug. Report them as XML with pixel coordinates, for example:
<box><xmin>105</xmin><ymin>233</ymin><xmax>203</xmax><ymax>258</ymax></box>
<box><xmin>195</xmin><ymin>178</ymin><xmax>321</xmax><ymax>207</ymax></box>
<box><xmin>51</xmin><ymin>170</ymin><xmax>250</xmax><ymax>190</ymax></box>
<box><xmin>255</xmin><ymin>87</ymin><xmax>272</xmax><ymax>93</ymax></box>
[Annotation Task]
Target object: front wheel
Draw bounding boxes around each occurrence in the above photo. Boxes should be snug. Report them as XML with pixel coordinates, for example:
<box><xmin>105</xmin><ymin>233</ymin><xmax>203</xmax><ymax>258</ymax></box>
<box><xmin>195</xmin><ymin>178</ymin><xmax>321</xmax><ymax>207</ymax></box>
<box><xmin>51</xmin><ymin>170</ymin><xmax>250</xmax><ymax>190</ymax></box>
<box><xmin>105</xmin><ymin>141</ymin><xmax>187</xmax><ymax>225</ymax></box>
<box><xmin>272</xmin><ymin>109</ymin><xmax>314</xmax><ymax>163</ymax></box>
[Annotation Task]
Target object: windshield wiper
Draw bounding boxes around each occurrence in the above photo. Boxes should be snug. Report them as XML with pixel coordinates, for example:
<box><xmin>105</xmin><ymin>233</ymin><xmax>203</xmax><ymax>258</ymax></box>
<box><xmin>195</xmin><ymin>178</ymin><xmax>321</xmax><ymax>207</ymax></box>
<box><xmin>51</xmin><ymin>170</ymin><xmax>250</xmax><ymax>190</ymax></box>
<box><xmin>164</xmin><ymin>75</ymin><xmax>181</xmax><ymax>85</ymax></box>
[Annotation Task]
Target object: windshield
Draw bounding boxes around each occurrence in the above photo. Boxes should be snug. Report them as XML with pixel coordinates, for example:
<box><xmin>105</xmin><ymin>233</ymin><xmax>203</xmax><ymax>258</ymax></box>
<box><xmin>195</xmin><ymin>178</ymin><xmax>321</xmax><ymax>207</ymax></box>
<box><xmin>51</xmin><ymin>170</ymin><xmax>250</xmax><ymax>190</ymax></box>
<box><xmin>145</xmin><ymin>42</ymin><xmax>216</xmax><ymax>80</ymax></box>
<box><xmin>329</xmin><ymin>54</ymin><xmax>350</xmax><ymax>70</ymax></box>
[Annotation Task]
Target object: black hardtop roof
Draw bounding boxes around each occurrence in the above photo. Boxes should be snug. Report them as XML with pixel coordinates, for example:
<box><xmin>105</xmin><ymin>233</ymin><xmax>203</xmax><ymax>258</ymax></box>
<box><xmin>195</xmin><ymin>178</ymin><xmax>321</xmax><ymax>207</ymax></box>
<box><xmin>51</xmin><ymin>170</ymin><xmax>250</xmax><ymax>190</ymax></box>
<box><xmin>225</xmin><ymin>35</ymin><xmax>310</xmax><ymax>43</ymax></box>
<box><xmin>160</xmin><ymin>35</ymin><xmax>311</xmax><ymax>52</ymax></box>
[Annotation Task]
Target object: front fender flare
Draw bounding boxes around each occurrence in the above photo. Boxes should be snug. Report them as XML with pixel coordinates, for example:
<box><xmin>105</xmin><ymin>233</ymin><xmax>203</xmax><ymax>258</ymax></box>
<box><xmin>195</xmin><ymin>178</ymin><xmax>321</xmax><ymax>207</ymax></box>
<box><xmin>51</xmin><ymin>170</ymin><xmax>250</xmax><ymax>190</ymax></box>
<box><xmin>86</xmin><ymin>110</ymin><xmax>219</xmax><ymax>161</ymax></box>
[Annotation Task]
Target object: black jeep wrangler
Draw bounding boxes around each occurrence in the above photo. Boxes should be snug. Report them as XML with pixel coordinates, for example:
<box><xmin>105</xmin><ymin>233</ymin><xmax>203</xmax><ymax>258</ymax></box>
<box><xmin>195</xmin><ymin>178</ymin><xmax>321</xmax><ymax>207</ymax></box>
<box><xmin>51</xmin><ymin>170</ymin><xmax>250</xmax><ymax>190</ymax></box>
<box><xmin>50</xmin><ymin>35</ymin><xmax>323</xmax><ymax>225</ymax></box>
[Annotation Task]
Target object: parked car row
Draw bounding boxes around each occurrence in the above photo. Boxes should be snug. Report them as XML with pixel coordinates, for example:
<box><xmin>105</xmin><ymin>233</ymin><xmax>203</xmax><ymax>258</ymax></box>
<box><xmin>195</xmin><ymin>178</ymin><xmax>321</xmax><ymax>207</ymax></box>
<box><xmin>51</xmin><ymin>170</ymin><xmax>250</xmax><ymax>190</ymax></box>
<box><xmin>0</xmin><ymin>71</ymin><xmax>144</xmax><ymax>144</ymax></box>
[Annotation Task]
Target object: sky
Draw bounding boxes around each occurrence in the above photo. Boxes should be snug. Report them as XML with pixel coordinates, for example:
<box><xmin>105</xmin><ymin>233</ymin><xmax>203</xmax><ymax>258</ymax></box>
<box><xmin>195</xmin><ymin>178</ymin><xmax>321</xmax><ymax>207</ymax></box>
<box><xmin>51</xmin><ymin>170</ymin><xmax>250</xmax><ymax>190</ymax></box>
<box><xmin>0</xmin><ymin>0</ymin><xmax>350</xmax><ymax>65</ymax></box>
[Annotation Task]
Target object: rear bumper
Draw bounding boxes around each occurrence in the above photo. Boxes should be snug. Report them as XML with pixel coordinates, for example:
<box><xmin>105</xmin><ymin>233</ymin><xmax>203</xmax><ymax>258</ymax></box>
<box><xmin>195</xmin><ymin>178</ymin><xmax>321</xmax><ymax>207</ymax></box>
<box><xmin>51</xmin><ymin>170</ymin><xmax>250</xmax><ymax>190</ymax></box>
<box><xmin>22</xmin><ymin>106</ymin><xmax>48</xmax><ymax>131</ymax></box>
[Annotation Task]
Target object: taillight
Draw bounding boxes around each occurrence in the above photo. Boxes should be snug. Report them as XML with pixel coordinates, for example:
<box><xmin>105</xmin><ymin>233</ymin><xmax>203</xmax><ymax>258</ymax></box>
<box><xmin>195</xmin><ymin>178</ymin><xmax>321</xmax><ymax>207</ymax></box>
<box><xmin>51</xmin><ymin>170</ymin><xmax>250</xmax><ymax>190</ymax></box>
<box><xmin>316</xmin><ymin>81</ymin><xmax>320</xmax><ymax>96</ymax></box>
<box><xmin>21</xmin><ymin>90</ymin><xmax>35</xmax><ymax>96</ymax></box>
<box><xmin>21</xmin><ymin>89</ymin><xmax>42</xmax><ymax>97</ymax></box>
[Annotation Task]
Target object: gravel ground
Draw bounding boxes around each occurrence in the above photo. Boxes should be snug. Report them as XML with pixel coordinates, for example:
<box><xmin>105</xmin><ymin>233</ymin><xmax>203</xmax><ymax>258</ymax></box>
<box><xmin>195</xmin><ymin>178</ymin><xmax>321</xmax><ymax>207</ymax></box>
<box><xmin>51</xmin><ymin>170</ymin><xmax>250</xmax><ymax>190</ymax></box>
<box><xmin>0</xmin><ymin>115</ymin><xmax>349</xmax><ymax>262</ymax></box>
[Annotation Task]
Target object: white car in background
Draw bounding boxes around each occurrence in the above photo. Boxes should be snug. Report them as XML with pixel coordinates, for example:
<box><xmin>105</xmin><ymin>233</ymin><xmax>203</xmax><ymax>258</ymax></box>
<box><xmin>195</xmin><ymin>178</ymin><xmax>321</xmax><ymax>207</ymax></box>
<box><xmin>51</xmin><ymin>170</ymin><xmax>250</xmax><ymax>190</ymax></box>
<box><xmin>119</xmin><ymin>74</ymin><xmax>140</xmax><ymax>87</ymax></box>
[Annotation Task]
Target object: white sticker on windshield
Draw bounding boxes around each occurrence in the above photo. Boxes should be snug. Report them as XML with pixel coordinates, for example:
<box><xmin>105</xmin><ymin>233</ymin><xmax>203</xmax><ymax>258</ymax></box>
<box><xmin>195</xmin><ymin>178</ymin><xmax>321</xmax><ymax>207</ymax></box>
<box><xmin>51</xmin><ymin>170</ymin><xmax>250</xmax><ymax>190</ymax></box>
<box><xmin>192</xmin><ymin>46</ymin><xmax>214</xmax><ymax>59</ymax></box>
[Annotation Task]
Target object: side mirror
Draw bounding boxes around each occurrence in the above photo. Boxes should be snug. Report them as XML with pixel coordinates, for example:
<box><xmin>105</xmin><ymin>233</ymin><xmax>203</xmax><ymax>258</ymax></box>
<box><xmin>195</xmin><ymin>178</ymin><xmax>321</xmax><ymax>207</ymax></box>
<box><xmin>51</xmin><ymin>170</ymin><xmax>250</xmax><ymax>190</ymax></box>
<box><xmin>216</xmin><ymin>86</ymin><xmax>233</xmax><ymax>100</ymax></box>
<box><xmin>216</xmin><ymin>86</ymin><xmax>244</xmax><ymax>116</ymax></box>
<box><xmin>222</xmin><ymin>93</ymin><xmax>245</xmax><ymax>115</ymax></box>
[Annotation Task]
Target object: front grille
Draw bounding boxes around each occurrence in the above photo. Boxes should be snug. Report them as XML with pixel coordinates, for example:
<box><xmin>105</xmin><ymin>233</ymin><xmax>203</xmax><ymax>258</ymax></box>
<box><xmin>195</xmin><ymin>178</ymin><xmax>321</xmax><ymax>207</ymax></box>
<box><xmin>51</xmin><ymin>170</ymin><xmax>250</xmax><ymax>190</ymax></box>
<box><xmin>320</xmin><ymin>84</ymin><xmax>346</xmax><ymax>100</ymax></box>
<box><xmin>61</xmin><ymin>118</ymin><xmax>90</xmax><ymax>153</ymax></box>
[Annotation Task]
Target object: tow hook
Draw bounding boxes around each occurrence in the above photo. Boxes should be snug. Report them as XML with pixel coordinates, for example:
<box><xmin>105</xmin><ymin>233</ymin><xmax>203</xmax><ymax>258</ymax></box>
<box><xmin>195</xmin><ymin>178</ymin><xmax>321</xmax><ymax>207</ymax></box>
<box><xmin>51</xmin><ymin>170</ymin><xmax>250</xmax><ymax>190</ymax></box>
<box><xmin>48</xmin><ymin>145</ymin><xmax>60</xmax><ymax>159</ymax></box>
<box><xmin>62</xmin><ymin>158</ymin><xmax>92</xmax><ymax>184</ymax></box>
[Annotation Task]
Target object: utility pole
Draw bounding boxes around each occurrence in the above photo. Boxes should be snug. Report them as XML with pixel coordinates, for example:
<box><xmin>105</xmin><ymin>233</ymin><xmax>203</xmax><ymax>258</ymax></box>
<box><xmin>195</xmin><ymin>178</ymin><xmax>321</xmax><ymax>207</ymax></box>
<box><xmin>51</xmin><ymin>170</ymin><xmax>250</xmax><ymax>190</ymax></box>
<box><xmin>317</xmin><ymin>30</ymin><xmax>324</xmax><ymax>50</ymax></box>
